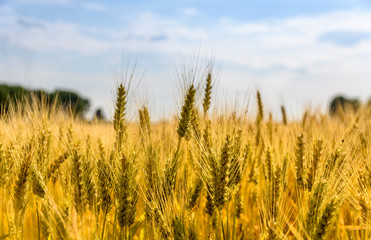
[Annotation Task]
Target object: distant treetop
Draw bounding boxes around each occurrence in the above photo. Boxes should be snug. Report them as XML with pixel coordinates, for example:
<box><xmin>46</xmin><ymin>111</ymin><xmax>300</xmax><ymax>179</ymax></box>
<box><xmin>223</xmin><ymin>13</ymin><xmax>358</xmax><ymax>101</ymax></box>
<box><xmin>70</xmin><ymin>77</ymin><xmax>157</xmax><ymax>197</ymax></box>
<box><xmin>0</xmin><ymin>84</ymin><xmax>90</xmax><ymax>117</ymax></box>
<box><xmin>329</xmin><ymin>95</ymin><xmax>360</xmax><ymax>116</ymax></box>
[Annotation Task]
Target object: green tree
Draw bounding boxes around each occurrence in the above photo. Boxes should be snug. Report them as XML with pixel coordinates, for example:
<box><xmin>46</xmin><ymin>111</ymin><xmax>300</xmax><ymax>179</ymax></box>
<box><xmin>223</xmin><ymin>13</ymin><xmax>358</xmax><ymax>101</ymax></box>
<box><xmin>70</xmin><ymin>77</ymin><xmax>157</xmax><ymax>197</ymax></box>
<box><xmin>0</xmin><ymin>84</ymin><xmax>90</xmax><ymax>117</ymax></box>
<box><xmin>50</xmin><ymin>90</ymin><xmax>90</xmax><ymax>116</ymax></box>
<box><xmin>329</xmin><ymin>95</ymin><xmax>360</xmax><ymax>116</ymax></box>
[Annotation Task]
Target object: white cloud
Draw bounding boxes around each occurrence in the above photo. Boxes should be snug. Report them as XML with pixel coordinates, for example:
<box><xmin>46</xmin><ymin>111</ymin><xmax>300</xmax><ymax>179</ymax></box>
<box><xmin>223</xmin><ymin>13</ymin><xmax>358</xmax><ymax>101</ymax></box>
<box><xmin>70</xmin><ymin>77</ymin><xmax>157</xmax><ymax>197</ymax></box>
<box><xmin>2</xmin><ymin>7</ymin><xmax>371</xmax><ymax>118</ymax></box>
<box><xmin>15</xmin><ymin>0</ymin><xmax>72</xmax><ymax>5</ymax></box>
<box><xmin>82</xmin><ymin>3</ymin><xmax>107</xmax><ymax>12</ymax></box>
<box><xmin>0</xmin><ymin>17</ymin><xmax>112</xmax><ymax>55</ymax></box>
<box><xmin>179</xmin><ymin>7</ymin><xmax>198</xmax><ymax>16</ymax></box>
<box><xmin>211</xmin><ymin>10</ymin><xmax>371</xmax><ymax>70</ymax></box>
<box><xmin>0</xmin><ymin>11</ymin><xmax>209</xmax><ymax>55</ymax></box>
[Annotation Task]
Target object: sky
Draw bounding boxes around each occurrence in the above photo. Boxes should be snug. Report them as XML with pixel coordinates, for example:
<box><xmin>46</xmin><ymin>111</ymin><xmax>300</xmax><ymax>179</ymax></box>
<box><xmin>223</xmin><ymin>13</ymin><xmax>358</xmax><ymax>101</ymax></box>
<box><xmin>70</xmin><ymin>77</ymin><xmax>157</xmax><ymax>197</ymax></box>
<box><xmin>1</xmin><ymin>0</ymin><xmax>371</xmax><ymax>120</ymax></box>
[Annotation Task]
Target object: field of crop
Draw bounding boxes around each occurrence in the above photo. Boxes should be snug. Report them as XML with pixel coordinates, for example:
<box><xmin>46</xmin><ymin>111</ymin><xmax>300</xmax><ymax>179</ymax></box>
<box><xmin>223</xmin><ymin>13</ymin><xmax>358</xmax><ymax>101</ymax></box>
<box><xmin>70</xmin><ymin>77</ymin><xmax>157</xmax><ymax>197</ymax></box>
<box><xmin>0</xmin><ymin>68</ymin><xmax>370</xmax><ymax>240</ymax></box>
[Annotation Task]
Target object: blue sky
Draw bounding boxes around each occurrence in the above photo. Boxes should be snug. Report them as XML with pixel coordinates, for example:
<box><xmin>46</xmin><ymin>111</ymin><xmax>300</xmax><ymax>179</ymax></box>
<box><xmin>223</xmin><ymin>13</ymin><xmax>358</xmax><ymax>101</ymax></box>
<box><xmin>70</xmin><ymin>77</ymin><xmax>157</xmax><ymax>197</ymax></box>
<box><xmin>1</xmin><ymin>0</ymin><xmax>371</xmax><ymax>119</ymax></box>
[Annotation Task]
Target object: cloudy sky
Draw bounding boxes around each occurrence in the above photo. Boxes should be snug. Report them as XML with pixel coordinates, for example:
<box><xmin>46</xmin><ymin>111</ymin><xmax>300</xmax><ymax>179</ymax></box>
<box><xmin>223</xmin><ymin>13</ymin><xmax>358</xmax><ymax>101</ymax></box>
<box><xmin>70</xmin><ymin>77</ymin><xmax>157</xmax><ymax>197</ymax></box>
<box><xmin>1</xmin><ymin>0</ymin><xmax>371</xmax><ymax>120</ymax></box>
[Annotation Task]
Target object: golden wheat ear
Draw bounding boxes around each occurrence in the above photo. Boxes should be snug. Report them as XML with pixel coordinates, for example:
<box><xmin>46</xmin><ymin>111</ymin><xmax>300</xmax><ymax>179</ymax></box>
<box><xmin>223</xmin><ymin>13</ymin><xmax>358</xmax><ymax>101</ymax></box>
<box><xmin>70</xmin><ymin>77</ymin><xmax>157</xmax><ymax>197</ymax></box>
<box><xmin>177</xmin><ymin>84</ymin><xmax>196</xmax><ymax>140</ymax></box>
<box><xmin>295</xmin><ymin>134</ymin><xmax>305</xmax><ymax>188</ymax></box>
<box><xmin>313</xmin><ymin>197</ymin><xmax>339</xmax><ymax>240</ymax></box>
<box><xmin>307</xmin><ymin>138</ymin><xmax>323</xmax><ymax>191</ymax></box>
<box><xmin>113</xmin><ymin>84</ymin><xmax>128</xmax><ymax>152</ymax></box>
<box><xmin>281</xmin><ymin>105</ymin><xmax>287</xmax><ymax>126</ymax></box>
<box><xmin>13</xmin><ymin>152</ymin><xmax>32</xmax><ymax>229</ymax></box>
<box><xmin>256</xmin><ymin>90</ymin><xmax>264</xmax><ymax>125</ymax></box>
<box><xmin>203</xmin><ymin>72</ymin><xmax>212</xmax><ymax>118</ymax></box>
<box><xmin>139</xmin><ymin>105</ymin><xmax>152</xmax><ymax>142</ymax></box>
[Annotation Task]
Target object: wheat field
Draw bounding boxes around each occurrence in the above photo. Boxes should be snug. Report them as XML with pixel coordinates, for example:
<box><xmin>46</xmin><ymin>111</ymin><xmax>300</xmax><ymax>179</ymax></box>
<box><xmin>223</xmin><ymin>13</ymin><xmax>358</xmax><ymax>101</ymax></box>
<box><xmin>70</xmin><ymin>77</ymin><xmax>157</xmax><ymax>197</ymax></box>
<box><xmin>0</xmin><ymin>67</ymin><xmax>370</xmax><ymax>240</ymax></box>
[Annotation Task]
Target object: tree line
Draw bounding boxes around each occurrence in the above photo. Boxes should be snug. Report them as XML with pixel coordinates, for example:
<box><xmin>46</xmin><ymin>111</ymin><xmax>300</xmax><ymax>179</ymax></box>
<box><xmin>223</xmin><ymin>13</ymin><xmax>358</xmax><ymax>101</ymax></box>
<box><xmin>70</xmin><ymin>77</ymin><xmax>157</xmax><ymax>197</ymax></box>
<box><xmin>0</xmin><ymin>84</ymin><xmax>101</xmax><ymax>118</ymax></box>
<box><xmin>0</xmin><ymin>84</ymin><xmax>365</xmax><ymax>119</ymax></box>
<box><xmin>329</xmin><ymin>95</ymin><xmax>362</xmax><ymax>116</ymax></box>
